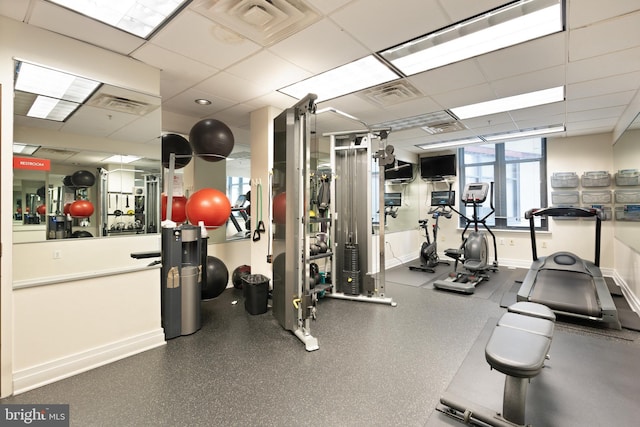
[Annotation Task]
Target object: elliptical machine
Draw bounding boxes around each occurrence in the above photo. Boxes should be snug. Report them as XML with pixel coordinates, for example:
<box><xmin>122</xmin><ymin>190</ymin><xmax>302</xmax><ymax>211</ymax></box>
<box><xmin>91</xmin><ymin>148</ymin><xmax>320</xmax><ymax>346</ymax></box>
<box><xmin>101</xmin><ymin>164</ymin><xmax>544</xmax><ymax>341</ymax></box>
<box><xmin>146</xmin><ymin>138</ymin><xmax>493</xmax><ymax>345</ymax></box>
<box><xmin>409</xmin><ymin>190</ymin><xmax>453</xmax><ymax>273</ymax></box>
<box><xmin>433</xmin><ymin>182</ymin><xmax>498</xmax><ymax>294</ymax></box>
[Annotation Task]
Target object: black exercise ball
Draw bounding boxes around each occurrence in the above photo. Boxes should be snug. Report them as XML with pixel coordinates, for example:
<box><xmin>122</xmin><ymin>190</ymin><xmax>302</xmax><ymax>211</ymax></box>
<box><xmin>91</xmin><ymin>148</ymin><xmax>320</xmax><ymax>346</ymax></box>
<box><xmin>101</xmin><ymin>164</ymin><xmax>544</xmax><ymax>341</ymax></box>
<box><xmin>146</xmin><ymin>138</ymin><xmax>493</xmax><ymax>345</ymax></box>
<box><xmin>72</xmin><ymin>230</ymin><xmax>93</xmax><ymax>238</ymax></box>
<box><xmin>62</xmin><ymin>175</ymin><xmax>75</xmax><ymax>188</ymax></box>
<box><xmin>202</xmin><ymin>255</ymin><xmax>229</xmax><ymax>300</ymax></box>
<box><xmin>231</xmin><ymin>264</ymin><xmax>251</xmax><ymax>290</ymax></box>
<box><xmin>189</xmin><ymin>118</ymin><xmax>234</xmax><ymax>162</ymax></box>
<box><xmin>162</xmin><ymin>133</ymin><xmax>192</xmax><ymax>169</ymax></box>
<box><xmin>71</xmin><ymin>170</ymin><xmax>96</xmax><ymax>188</ymax></box>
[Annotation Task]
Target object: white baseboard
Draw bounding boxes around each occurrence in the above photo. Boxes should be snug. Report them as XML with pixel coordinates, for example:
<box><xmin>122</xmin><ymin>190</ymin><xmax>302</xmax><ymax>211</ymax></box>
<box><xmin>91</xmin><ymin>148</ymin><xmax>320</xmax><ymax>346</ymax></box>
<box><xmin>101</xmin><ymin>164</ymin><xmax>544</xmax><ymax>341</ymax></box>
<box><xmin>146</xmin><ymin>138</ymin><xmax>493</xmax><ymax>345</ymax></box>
<box><xmin>12</xmin><ymin>329</ymin><xmax>166</xmax><ymax>395</ymax></box>
<box><xmin>612</xmin><ymin>271</ymin><xmax>640</xmax><ymax>314</ymax></box>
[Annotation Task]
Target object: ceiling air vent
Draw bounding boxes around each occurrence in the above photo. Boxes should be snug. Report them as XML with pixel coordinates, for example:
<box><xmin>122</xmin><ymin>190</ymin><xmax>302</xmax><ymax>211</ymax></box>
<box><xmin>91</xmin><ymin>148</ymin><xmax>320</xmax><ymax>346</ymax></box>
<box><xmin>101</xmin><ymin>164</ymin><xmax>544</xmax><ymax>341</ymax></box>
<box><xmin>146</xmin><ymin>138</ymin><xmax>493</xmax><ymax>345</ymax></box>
<box><xmin>33</xmin><ymin>147</ymin><xmax>79</xmax><ymax>161</ymax></box>
<box><xmin>375</xmin><ymin>110</ymin><xmax>467</xmax><ymax>133</ymax></box>
<box><xmin>193</xmin><ymin>0</ymin><xmax>320</xmax><ymax>46</ymax></box>
<box><xmin>87</xmin><ymin>94</ymin><xmax>157</xmax><ymax>116</ymax></box>
<box><xmin>359</xmin><ymin>81</ymin><xmax>422</xmax><ymax>107</ymax></box>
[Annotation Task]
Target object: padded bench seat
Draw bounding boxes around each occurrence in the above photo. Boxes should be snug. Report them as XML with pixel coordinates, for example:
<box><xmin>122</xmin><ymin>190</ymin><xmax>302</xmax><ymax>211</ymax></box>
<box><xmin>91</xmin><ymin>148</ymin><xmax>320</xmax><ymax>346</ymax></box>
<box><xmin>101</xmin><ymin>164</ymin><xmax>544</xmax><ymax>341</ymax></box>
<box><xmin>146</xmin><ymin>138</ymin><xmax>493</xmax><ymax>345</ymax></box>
<box><xmin>485</xmin><ymin>325</ymin><xmax>551</xmax><ymax>378</ymax></box>
<box><xmin>508</xmin><ymin>301</ymin><xmax>556</xmax><ymax>321</ymax></box>
<box><xmin>498</xmin><ymin>312</ymin><xmax>554</xmax><ymax>338</ymax></box>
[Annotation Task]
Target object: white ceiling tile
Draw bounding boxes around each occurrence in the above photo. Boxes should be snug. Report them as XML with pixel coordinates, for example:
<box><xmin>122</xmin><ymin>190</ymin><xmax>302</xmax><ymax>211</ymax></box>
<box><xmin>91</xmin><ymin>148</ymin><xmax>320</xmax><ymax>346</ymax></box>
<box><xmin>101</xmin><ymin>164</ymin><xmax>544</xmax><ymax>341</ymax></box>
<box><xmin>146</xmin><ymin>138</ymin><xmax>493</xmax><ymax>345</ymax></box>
<box><xmin>0</xmin><ymin>0</ymin><xmax>30</xmax><ymax>20</ymax></box>
<box><xmin>269</xmin><ymin>19</ymin><xmax>369</xmax><ymax>74</ymax></box>
<box><xmin>476</xmin><ymin>33</ymin><xmax>566</xmax><ymax>82</ymax></box>
<box><xmin>306</xmin><ymin>0</ymin><xmax>353</xmax><ymax>15</ymax></box>
<box><xmin>567</xmin><ymin>47</ymin><xmax>640</xmax><ymax>84</ymax></box>
<box><xmin>567</xmin><ymin>91</ymin><xmax>637</xmax><ymax>113</ymax></box>
<box><xmin>132</xmin><ymin>43</ymin><xmax>218</xmax><ymax>81</ymax></box>
<box><xmin>408</xmin><ymin>61</ymin><xmax>487</xmax><ymax>96</ymax></box>
<box><xmin>431</xmin><ymin>83</ymin><xmax>494</xmax><ymax>111</ymax></box>
<box><xmin>568</xmin><ymin>72</ymin><xmax>640</xmax><ymax>100</ymax></box>
<box><xmin>490</xmin><ymin>66</ymin><xmax>566</xmax><ymax>98</ymax></box>
<box><xmin>569</xmin><ymin>10</ymin><xmax>640</xmax><ymax>61</ymax></box>
<box><xmin>150</xmin><ymin>10</ymin><xmax>262</xmax><ymax>69</ymax></box>
<box><xmin>329</xmin><ymin>0</ymin><xmax>450</xmax><ymax>52</ymax></box>
<box><xmin>567</xmin><ymin>106</ymin><xmax>627</xmax><ymax>123</ymax></box>
<box><xmin>226</xmin><ymin>50</ymin><xmax>311</xmax><ymax>91</ymax></box>
<box><xmin>162</xmin><ymin>88</ymin><xmax>235</xmax><ymax>118</ymax></box>
<box><xmin>436</xmin><ymin>0</ymin><xmax>509</xmax><ymax>23</ymax></box>
<box><xmin>194</xmin><ymin>71</ymin><xmax>270</xmax><ymax>103</ymax></box>
<box><xmin>568</xmin><ymin>0</ymin><xmax>640</xmax><ymax>29</ymax></box>
<box><xmin>28</xmin><ymin>1</ymin><xmax>144</xmax><ymax>55</ymax></box>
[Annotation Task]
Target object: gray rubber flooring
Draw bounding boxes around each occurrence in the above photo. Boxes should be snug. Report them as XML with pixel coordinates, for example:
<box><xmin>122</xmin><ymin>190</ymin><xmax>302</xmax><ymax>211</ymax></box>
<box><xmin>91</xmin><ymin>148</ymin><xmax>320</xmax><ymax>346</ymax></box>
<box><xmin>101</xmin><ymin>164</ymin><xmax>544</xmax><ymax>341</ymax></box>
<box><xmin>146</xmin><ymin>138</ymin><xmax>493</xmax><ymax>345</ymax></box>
<box><xmin>2</xmin><ymin>264</ymin><xmax>639</xmax><ymax>426</ymax></box>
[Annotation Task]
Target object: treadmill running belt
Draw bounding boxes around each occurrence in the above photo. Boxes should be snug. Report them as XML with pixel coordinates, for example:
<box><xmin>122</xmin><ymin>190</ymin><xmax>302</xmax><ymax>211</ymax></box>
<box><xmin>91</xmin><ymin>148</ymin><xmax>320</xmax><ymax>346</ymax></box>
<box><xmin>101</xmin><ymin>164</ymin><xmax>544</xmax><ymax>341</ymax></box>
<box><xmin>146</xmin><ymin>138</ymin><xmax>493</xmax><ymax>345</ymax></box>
<box><xmin>529</xmin><ymin>269</ymin><xmax>600</xmax><ymax>317</ymax></box>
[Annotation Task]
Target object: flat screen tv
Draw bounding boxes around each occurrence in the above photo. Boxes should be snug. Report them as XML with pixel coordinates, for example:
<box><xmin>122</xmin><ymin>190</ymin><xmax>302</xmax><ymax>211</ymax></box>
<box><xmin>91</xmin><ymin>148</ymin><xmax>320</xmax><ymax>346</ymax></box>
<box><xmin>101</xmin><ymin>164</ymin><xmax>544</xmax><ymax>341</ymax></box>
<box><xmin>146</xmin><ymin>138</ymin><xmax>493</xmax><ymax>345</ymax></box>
<box><xmin>431</xmin><ymin>190</ymin><xmax>455</xmax><ymax>207</ymax></box>
<box><xmin>420</xmin><ymin>154</ymin><xmax>456</xmax><ymax>180</ymax></box>
<box><xmin>384</xmin><ymin>192</ymin><xmax>402</xmax><ymax>207</ymax></box>
<box><xmin>384</xmin><ymin>160</ymin><xmax>414</xmax><ymax>182</ymax></box>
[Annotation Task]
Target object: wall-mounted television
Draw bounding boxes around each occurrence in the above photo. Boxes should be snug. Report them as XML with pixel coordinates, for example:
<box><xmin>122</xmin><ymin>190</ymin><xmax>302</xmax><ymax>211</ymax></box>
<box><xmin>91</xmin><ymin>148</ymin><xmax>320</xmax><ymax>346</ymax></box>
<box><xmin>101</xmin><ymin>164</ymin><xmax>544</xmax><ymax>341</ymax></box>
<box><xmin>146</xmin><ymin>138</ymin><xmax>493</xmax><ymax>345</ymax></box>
<box><xmin>420</xmin><ymin>154</ymin><xmax>456</xmax><ymax>180</ymax></box>
<box><xmin>384</xmin><ymin>160</ymin><xmax>414</xmax><ymax>182</ymax></box>
<box><xmin>384</xmin><ymin>192</ymin><xmax>402</xmax><ymax>206</ymax></box>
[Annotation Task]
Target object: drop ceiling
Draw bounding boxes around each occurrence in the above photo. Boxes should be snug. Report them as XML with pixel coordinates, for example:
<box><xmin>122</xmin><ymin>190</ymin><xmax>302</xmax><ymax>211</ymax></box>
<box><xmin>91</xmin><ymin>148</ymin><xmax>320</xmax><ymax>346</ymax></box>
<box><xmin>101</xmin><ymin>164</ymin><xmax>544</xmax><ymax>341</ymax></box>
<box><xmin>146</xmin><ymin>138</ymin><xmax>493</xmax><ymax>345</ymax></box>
<box><xmin>2</xmin><ymin>0</ymin><xmax>640</xmax><ymax>155</ymax></box>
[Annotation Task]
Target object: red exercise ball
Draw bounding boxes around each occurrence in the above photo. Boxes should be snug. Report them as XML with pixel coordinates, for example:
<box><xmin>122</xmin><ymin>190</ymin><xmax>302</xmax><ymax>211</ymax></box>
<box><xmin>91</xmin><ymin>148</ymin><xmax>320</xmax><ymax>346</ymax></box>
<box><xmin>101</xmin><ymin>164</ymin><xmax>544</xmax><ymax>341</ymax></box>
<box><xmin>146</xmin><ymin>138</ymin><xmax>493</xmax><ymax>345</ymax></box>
<box><xmin>63</xmin><ymin>202</ymin><xmax>72</xmax><ymax>215</ymax></box>
<box><xmin>273</xmin><ymin>192</ymin><xmax>286</xmax><ymax>224</ymax></box>
<box><xmin>69</xmin><ymin>200</ymin><xmax>94</xmax><ymax>218</ymax></box>
<box><xmin>161</xmin><ymin>194</ymin><xmax>188</xmax><ymax>223</ymax></box>
<box><xmin>185</xmin><ymin>188</ymin><xmax>231</xmax><ymax>227</ymax></box>
<box><xmin>36</xmin><ymin>204</ymin><xmax>46</xmax><ymax>215</ymax></box>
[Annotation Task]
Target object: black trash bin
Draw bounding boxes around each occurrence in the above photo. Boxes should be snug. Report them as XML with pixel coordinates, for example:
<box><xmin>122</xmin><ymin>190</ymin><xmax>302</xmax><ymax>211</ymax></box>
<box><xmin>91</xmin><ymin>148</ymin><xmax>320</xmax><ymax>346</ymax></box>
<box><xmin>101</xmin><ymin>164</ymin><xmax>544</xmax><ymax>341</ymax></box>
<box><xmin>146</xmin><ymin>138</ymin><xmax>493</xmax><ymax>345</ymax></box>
<box><xmin>243</xmin><ymin>274</ymin><xmax>270</xmax><ymax>315</ymax></box>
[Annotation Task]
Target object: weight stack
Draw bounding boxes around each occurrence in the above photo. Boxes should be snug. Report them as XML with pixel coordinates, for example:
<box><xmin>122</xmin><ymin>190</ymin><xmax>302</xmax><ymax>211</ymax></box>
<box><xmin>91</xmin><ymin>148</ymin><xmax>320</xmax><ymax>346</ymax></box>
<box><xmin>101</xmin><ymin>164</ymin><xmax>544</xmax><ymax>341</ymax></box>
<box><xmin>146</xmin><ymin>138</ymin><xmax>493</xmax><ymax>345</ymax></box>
<box><xmin>342</xmin><ymin>243</ymin><xmax>361</xmax><ymax>295</ymax></box>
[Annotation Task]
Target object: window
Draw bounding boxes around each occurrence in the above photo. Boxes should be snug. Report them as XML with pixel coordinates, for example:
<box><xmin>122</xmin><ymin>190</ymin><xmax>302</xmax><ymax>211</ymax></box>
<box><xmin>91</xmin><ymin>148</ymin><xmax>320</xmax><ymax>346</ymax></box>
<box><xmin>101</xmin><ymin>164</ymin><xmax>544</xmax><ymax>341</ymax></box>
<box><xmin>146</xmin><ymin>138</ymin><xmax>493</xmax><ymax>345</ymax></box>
<box><xmin>459</xmin><ymin>138</ymin><xmax>547</xmax><ymax>230</ymax></box>
<box><xmin>227</xmin><ymin>176</ymin><xmax>250</xmax><ymax>207</ymax></box>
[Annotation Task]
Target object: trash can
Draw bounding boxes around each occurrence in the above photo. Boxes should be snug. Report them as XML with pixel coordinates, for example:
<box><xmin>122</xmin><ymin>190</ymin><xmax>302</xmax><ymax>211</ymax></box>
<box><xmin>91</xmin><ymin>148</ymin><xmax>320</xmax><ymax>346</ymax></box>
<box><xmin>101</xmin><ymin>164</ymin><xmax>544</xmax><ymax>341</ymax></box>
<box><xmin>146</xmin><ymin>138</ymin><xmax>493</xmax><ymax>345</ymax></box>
<box><xmin>243</xmin><ymin>274</ymin><xmax>270</xmax><ymax>315</ymax></box>
<box><xmin>181</xmin><ymin>265</ymin><xmax>201</xmax><ymax>335</ymax></box>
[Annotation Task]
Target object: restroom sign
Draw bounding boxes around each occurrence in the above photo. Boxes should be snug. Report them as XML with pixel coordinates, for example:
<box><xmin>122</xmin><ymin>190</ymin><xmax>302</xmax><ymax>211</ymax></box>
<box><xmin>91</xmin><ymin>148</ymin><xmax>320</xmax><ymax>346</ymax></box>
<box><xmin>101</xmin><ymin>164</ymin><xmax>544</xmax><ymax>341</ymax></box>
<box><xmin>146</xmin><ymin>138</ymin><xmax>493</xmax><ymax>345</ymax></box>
<box><xmin>13</xmin><ymin>156</ymin><xmax>51</xmax><ymax>171</ymax></box>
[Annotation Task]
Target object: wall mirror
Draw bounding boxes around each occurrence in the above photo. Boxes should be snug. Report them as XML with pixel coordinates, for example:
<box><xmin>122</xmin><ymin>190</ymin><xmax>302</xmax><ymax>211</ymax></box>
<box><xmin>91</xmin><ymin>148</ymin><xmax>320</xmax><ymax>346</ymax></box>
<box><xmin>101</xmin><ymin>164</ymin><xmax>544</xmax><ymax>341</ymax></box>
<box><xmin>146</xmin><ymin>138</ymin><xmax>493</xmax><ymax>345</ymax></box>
<box><xmin>613</xmin><ymin>112</ymin><xmax>640</xmax><ymax>252</ymax></box>
<box><xmin>12</xmin><ymin>60</ymin><xmax>161</xmax><ymax>243</ymax></box>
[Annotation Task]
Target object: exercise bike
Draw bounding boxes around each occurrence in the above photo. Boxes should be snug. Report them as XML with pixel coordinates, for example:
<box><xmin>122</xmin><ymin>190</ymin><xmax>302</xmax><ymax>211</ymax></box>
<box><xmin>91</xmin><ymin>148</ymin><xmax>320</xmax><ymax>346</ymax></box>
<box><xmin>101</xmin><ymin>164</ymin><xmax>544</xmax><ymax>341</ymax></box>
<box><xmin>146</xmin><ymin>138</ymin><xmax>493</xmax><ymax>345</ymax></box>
<box><xmin>409</xmin><ymin>190</ymin><xmax>453</xmax><ymax>273</ymax></box>
<box><xmin>433</xmin><ymin>182</ymin><xmax>498</xmax><ymax>294</ymax></box>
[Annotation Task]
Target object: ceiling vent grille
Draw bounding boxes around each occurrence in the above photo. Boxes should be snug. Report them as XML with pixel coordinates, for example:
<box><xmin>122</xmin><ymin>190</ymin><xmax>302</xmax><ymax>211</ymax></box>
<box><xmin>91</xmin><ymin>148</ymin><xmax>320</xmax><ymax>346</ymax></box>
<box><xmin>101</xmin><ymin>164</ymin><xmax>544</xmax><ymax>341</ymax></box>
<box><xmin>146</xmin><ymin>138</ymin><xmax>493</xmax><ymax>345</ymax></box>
<box><xmin>193</xmin><ymin>0</ymin><xmax>320</xmax><ymax>46</ymax></box>
<box><xmin>422</xmin><ymin>120</ymin><xmax>468</xmax><ymax>135</ymax></box>
<box><xmin>375</xmin><ymin>110</ymin><xmax>466</xmax><ymax>133</ymax></box>
<box><xmin>33</xmin><ymin>146</ymin><xmax>79</xmax><ymax>160</ymax></box>
<box><xmin>359</xmin><ymin>81</ymin><xmax>422</xmax><ymax>107</ymax></box>
<box><xmin>87</xmin><ymin>94</ymin><xmax>157</xmax><ymax>116</ymax></box>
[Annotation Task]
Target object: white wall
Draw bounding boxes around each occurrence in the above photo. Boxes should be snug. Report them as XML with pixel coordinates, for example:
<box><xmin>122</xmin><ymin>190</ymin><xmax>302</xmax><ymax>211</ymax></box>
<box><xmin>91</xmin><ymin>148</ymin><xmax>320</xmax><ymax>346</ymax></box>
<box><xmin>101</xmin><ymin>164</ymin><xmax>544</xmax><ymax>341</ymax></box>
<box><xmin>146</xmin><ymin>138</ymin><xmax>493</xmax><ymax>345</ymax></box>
<box><xmin>1</xmin><ymin>17</ymin><xmax>163</xmax><ymax>397</ymax></box>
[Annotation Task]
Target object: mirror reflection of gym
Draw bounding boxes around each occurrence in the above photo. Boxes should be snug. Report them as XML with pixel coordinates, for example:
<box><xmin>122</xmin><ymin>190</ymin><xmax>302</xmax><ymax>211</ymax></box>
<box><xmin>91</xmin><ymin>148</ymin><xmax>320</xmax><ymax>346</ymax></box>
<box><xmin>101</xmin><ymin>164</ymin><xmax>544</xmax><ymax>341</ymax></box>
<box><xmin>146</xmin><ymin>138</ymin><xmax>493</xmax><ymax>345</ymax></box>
<box><xmin>12</xmin><ymin>60</ymin><xmax>162</xmax><ymax>243</ymax></box>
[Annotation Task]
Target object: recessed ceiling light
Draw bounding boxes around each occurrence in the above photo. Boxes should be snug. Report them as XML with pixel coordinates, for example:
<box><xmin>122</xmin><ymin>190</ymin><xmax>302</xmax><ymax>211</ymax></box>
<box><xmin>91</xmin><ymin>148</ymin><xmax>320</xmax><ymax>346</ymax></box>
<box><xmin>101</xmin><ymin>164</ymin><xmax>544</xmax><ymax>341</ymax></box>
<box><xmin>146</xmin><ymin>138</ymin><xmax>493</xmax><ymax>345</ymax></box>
<box><xmin>278</xmin><ymin>55</ymin><xmax>400</xmax><ymax>103</ymax></box>
<box><xmin>48</xmin><ymin>0</ymin><xmax>189</xmax><ymax>39</ymax></box>
<box><xmin>450</xmin><ymin>86</ymin><xmax>565</xmax><ymax>119</ymax></box>
<box><xmin>195</xmin><ymin>98</ymin><xmax>212</xmax><ymax>105</ymax></box>
<box><xmin>380</xmin><ymin>0</ymin><xmax>563</xmax><ymax>75</ymax></box>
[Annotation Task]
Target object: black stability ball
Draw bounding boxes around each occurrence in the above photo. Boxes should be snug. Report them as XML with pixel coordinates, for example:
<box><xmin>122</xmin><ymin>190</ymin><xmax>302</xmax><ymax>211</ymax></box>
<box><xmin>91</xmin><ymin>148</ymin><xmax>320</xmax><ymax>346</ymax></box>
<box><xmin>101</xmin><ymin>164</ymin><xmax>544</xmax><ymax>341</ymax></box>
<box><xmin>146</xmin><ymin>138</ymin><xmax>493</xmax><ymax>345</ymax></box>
<box><xmin>231</xmin><ymin>264</ymin><xmax>251</xmax><ymax>290</ymax></box>
<box><xmin>62</xmin><ymin>175</ymin><xmax>75</xmax><ymax>188</ymax></box>
<box><xmin>189</xmin><ymin>118</ymin><xmax>234</xmax><ymax>162</ymax></box>
<box><xmin>71</xmin><ymin>170</ymin><xmax>96</xmax><ymax>188</ymax></box>
<box><xmin>202</xmin><ymin>255</ymin><xmax>229</xmax><ymax>300</ymax></box>
<box><xmin>162</xmin><ymin>133</ymin><xmax>192</xmax><ymax>169</ymax></box>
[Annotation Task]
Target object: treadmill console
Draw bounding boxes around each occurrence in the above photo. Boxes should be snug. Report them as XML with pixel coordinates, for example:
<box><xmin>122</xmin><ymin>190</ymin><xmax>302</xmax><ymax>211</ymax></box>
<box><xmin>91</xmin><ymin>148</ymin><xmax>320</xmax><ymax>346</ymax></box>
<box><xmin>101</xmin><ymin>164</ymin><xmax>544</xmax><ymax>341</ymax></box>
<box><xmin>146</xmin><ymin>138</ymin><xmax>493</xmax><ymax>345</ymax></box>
<box><xmin>462</xmin><ymin>182</ymin><xmax>489</xmax><ymax>204</ymax></box>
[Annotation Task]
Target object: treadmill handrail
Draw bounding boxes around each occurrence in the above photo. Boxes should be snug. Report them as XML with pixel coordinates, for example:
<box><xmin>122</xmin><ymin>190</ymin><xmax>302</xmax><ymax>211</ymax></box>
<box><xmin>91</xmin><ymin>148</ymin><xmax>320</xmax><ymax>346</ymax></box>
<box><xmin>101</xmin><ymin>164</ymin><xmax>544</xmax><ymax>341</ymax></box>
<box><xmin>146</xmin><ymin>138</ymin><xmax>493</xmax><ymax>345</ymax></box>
<box><xmin>526</xmin><ymin>206</ymin><xmax>602</xmax><ymax>266</ymax></box>
<box><xmin>525</xmin><ymin>206</ymin><xmax>603</xmax><ymax>220</ymax></box>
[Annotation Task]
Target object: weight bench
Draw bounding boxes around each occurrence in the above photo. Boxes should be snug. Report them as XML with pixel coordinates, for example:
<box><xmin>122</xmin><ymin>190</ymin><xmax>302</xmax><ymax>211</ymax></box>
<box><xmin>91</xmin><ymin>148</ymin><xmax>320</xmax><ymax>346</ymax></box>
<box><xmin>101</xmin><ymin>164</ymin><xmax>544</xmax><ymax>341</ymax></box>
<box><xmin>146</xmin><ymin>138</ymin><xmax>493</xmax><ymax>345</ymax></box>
<box><xmin>439</xmin><ymin>303</ymin><xmax>555</xmax><ymax>427</ymax></box>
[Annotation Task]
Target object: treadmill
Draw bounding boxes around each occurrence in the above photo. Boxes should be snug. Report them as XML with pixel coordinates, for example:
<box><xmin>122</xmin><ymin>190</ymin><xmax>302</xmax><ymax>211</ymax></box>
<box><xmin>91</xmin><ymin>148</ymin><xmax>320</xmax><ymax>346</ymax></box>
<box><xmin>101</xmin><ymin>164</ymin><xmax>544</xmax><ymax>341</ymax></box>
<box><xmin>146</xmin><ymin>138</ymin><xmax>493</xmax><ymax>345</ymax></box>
<box><xmin>517</xmin><ymin>207</ymin><xmax>621</xmax><ymax>330</ymax></box>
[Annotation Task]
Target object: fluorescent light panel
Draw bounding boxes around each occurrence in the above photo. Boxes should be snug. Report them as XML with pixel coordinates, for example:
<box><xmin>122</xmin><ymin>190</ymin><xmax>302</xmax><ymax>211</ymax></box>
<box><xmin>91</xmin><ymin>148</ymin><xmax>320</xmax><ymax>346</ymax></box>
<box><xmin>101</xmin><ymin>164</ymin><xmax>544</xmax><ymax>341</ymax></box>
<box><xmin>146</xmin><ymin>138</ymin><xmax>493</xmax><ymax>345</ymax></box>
<box><xmin>416</xmin><ymin>124</ymin><xmax>565</xmax><ymax>150</ymax></box>
<box><xmin>381</xmin><ymin>0</ymin><xmax>563</xmax><ymax>75</ymax></box>
<box><xmin>450</xmin><ymin>86</ymin><xmax>564</xmax><ymax>119</ymax></box>
<box><xmin>13</xmin><ymin>143</ymin><xmax>41</xmax><ymax>155</ymax></box>
<box><xmin>15</xmin><ymin>62</ymin><xmax>100</xmax><ymax>103</ymax></box>
<box><xmin>48</xmin><ymin>0</ymin><xmax>188</xmax><ymax>38</ymax></box>
<box><xmin>278</xmin><ymin>56</ymin><xmax>400</xmax><ymax>103</ymax></box>
<box><xmin>104</xmin><ymin>155</ymin><xmax>141</xmax><ymax>164</ymax></box>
